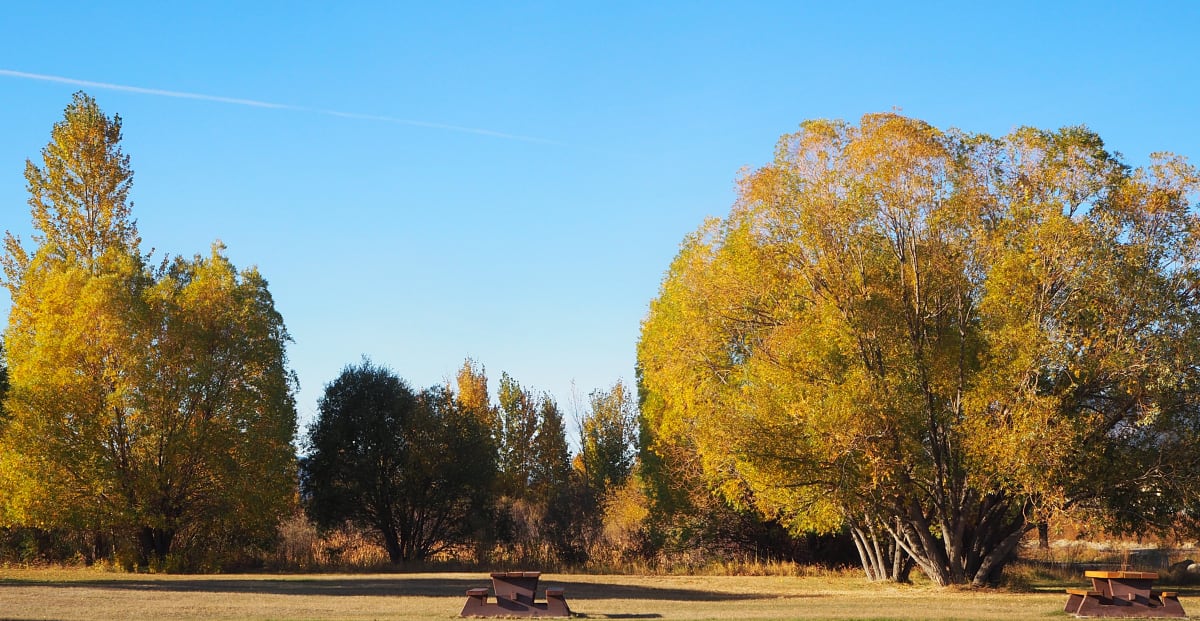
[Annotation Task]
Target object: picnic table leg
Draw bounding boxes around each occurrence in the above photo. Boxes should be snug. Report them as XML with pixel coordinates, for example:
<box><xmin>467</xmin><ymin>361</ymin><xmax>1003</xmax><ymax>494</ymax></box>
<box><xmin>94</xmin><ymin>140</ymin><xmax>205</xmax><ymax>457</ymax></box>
<box><xmin>1154</xmin><ymin>591</ymin><xmax>1187</xmax><ymax>618</ymax></box>
<box><xmin>1064</xmin><ymin>592</ymin><xmax>1081</xmax><ymax>615</ymax></box>
<box><xmin>544</xmin><ymin>587</ymin><xmax>571</xmax><ymax>618</ymax></box>
<box><xmin>461</xmin><ymin>587</ymin><xmax>490</xmax><ymax>617</ymax></box>
<box><xmin>1064</xmin><ymin>589</ymin><xmax>1106</xmax><ymax>617</ymax></box>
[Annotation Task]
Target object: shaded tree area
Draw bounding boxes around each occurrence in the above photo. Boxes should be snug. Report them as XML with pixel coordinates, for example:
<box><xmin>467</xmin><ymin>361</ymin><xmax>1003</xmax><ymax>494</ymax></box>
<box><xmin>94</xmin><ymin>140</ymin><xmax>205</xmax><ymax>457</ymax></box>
<box><xmin>295</xmin><ymin>356</ymin><xmax>828</xmax><ymax>572</ymax></box>
<box><xmin>636</xmin><ymin>371</ymin><xmax>858</xmax><ymax>571</ymax></box>
<box><xmin>301</xmin><ymin>360</ymin><xmax>495</xmax><ymax>563</ymax></box>
<box><xmin>638</xmin><ymin>113</ymin><xmax>1200</xmax><ymax>585</ymax></box>
<box><xmin>459</xmin><ymin>364</ymin><xmax>587</xmax><ymax>565</ymax></box>
<box><xmin>0</xmin><ymin>92</ymin><xmax>297</xmax><ymax>570</ymax></box>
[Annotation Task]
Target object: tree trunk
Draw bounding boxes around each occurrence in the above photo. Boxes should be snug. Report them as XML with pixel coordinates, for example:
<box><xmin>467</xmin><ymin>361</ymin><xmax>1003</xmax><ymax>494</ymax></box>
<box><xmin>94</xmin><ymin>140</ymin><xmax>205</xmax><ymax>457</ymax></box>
<box><xmin>849</xmin><ymin>525</ymin><xmax>880</xmax><ymax>581</ymax></box>
<box><xmin>379</xmin><ymin>524</ymin><xmax>403</xmax><ymax>564</ymax></box>
<box><xmin>138</xmin><ymin>526</ymin><xmax>176</xmax><ymax>566</ymax></box>
<box><xmin>90</xmin><ymin>529</ymin><xmax>114</xmax><ymax>565</ymax></box>
<box><xmin>849</xmin><ymin>519</ymin><xmax>912</xmax><ymax>582</ymax></box>
<box><xmin>970</xmin><ymin>523</ymin><xmax>1029</xmax><ymax>587</ymax></box>
<box><xmin>886</xmin><ymin>493</ymin><xmax>1030</xmax><ymax>586</ymax></box>
<box><xmin>891</xmin><ymin>533</ymin><xmax>914</xmax><ymax>583</ymax></box>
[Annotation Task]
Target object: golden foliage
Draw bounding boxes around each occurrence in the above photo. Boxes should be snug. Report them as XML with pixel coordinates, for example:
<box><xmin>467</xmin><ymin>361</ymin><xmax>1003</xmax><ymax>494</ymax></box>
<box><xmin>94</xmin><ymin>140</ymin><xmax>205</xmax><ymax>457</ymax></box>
<box><xmin>0</xmin><ymin>93</ymin><xmax>297</xmax><ymax>565</ymax></box>
<box><xmin>638</xmin><ymin>113</ymin><xmax>1200</xmax><ymax>585</ymax></box>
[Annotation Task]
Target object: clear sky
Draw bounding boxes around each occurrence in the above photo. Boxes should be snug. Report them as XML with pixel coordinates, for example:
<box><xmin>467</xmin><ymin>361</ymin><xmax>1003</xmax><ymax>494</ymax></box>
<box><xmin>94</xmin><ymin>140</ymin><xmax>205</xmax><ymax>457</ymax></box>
<box><xmin>3</xmin><ymin>2</ymin><xmax>1199</xmax><ymax>438</ymax></box>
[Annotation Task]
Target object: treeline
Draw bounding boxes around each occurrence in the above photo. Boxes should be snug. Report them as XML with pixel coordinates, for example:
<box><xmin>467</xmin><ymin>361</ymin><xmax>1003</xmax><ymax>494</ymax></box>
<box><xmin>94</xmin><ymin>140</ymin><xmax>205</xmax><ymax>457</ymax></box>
<box><xmin>294</xmin><ymin>359</ymin><xmax>847</xmax><ymax>571</ymax></box>
<box><xmin>300</xmin><ymin>357</ymin><xmax>637</xmax><ymax>568</ymax></box>
<box><xmin>35</xmin><ymin>93</ymin><xmax>1197</xmax><ymax>585</ymax></box>
<box><xmin>0</xmin><ymin>93</ymin><xmax>846</xmax><ymax>572</ymax></box>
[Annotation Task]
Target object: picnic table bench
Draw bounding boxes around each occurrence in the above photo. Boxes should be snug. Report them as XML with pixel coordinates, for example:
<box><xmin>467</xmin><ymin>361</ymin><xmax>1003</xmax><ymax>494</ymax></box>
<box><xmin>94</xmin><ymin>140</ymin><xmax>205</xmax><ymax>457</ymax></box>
<box><xmin>1064</xmin><ymin>570</ymin><xmax>1185</xmax><ymax>618</ymax></box>
<box><xmin>460</xmin><ymin>571</ymin><xmax>571</xmax><ymax>618</ymax></box>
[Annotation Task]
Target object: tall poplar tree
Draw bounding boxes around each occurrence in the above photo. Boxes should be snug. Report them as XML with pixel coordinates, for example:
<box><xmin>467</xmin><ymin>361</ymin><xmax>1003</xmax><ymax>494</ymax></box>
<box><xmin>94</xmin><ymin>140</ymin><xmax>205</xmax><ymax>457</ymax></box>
<box><xmin>496</xmin><ymin>373</ymin><xmax>543</xmax><ymax>498</ymax></box>
<box><xmin>0</xmin><ymin>93</ymin><xmax>297</xmax><ymax>566</ymax></box>
<box><xmin>455</xmin><ymin>358</ymin><xmax>495</xmax><ymax>430</ymax></box>
<box><xmin>579</xmin><ymin>381</ymin><xmax>639</xmax><ymax>494</ymax></box>
<box><xmin>529</xmin><ymin>398</ymin><xmax>572</xmax><ymax>498</ymax></box>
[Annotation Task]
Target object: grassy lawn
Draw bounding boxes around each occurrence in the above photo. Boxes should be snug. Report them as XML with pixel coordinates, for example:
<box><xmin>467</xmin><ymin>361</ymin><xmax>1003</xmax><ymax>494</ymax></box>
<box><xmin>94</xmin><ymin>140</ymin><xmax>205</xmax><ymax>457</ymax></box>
<box><xmin>0</xmin><ymin>568</ymin><xmax>1191</xmax><ymax>620</ymax></box>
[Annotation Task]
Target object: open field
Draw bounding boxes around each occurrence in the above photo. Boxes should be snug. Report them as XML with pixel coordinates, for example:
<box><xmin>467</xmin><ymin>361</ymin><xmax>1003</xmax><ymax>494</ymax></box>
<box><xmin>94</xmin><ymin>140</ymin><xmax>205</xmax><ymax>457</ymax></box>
<box><xmin>1</xmin><ymin>568</ymin><xmax>1195</xmax><ymax>621</ymax></box>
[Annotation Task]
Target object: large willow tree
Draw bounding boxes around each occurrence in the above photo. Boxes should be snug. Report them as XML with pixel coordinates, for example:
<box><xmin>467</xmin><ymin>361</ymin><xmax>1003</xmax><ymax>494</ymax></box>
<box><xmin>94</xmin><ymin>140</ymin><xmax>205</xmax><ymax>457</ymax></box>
<box><xmin>0</xmin><ymin>92</ymin><xmax>297</xmax><ymax>566</ymax></box>
<box><xmin>638</xmin><ymin>113</ymin><xmax>1200</xmax><ymax>586</ymax></box>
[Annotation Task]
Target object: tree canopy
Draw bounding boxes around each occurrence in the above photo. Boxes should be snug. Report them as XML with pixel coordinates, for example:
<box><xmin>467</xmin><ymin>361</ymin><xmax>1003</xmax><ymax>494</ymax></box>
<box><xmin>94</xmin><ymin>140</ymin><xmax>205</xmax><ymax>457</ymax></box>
<box><xmin>637</xmin><ymin>113</ymin><xmax>1200</xmax><ymax>585</ymax></box>
<box><xmin>0</xmin><ymin>92</ymin><xmax>297</xmax><ymax>567</ymax></box>
<box><xmin>302</xmin><ymin>360</ymin><xmax>497</xmax><ymax>563</ymax></box>
<box><xmin>579</xmin><ymin>380</ymin><xmax>639</xmax><ymax>494</ymax></box>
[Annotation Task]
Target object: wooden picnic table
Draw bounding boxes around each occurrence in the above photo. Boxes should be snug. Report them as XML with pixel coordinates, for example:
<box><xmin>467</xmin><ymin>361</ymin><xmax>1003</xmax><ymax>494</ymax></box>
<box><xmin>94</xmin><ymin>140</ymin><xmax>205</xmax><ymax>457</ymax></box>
<box><xmin>460</xmin><ymin>571</ymin><xmax>571</xmax><ymax>618</ymax></box>
<box><xmin>1064</xmin><ymin>570</ymin><xmax>1185</xmax><ymax>618</ymax></box>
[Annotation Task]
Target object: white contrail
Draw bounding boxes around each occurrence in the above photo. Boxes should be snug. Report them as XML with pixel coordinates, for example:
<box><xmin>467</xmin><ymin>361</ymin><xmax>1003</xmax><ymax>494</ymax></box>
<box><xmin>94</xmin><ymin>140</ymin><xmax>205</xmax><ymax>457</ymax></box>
<box><xmin>0</xmin><ymin>69</ymin><xmax>560</xmax><ymax>145</ymax></box>
<box><xmin>1</xmin><ymin>69</ymin><xmax>293</xmax><ymax>109</ymax></box>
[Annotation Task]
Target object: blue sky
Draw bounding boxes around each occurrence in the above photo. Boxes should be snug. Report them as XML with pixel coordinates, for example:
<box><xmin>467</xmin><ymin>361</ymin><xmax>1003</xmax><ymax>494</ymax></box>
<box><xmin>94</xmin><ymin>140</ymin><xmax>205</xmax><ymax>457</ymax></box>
<box><xmin>3</xmin><ymin>2</ymin><xmax>1198</xmax><ymax>437</ymax></box>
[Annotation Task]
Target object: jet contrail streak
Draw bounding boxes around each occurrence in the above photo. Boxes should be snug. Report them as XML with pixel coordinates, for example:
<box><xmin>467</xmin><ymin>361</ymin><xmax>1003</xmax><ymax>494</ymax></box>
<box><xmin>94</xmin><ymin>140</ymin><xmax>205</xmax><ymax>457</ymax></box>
<box><xmin>1</xmin><ymin>69</ymin><xmax>560</xmax><ymax>145</ymax></box>
<box><xmin>0</xmin><ymin>69</ymin><xmax>291</xmax><ymax>109</ymax></box>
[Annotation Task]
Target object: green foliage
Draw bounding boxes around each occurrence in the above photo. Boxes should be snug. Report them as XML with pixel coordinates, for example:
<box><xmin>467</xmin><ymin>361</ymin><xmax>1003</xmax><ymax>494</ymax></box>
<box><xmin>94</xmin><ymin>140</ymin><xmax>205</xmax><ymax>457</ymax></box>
<box><xmin>638</xmin><ymin>113</ymin><xmax>1200</xmax><ymax>585</ymax></box>
<box><xmin>472</xmin><ymin>369</ymin><xmax>581</xmax><ymax>563</ymax></box>
<box><xmin>496</xmin><ymin>373</ymin><xmax>543</xmax><ymax>498</ymax></box>
<box><xmin>493</xmin><ymin>372</ymin><xmax>573</xmax><ymax>503</ymax></box>
<box><xmin>530</xmin><ymin>397</ymin><xmax>573</xmax><ymax>498</ymax></box>
<box><xmin>0</xmin><ymin>93</ymin><xmax>297</xmax><ymax>567</ymax></box>
<box><xmin>302</xmin><ymin>360</ymin><xmax>497</xmax><ymax>563</ymax></box>
<box><xmin>579</xmin><ymin>380</ymin><xmax>639</xmax><ymax>494</ymax></box>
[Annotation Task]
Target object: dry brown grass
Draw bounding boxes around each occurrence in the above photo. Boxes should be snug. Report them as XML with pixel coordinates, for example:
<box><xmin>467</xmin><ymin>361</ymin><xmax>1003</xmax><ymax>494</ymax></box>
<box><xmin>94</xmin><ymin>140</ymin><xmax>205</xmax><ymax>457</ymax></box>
<box><xmin>0</xmin><ymin>567</ymin><xmax>1192</xmax><ymax>620</ymax></box>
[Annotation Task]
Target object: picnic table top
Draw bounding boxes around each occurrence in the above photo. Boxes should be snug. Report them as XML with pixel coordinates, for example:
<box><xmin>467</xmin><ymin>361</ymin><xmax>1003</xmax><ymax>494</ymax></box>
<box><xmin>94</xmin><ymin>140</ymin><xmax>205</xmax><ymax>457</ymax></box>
<box><xmin>1084</xmin><ymin>570</ymin><xmax>1159</xmax><ymax>580</ymax></box>
<box><xmin>490</xmin><ymin>571</ymin><xmax>542</xmax><ymax>579</ymax></box>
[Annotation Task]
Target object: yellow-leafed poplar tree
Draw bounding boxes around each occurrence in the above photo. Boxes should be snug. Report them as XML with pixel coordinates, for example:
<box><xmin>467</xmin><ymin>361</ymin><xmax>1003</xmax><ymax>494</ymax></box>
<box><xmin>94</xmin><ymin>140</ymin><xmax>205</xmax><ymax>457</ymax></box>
<box><xmin>0</xmin><ymin>92</ymin><xmax>297</xmax><ymax>567</ymax></box>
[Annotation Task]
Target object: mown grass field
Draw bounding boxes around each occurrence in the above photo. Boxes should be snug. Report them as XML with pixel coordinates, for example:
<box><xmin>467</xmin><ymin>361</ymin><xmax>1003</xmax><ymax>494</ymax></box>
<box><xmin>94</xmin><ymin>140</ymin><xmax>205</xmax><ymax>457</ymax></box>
<box><xmin>1</xmin><ymin>568</ymin><xmax>1192</xmax><ymax>621</ymax></box>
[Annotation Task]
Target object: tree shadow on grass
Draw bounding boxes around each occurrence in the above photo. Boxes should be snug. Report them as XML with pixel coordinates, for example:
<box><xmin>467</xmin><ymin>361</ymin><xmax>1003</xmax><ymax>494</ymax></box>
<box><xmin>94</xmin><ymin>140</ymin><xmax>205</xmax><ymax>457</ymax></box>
<box><xmin>0</xmin><ymin>575</ymin><xmax>826</xmax><ymax>603</ymax></box>
<box><xmin>575</xmin><ymin>615</ymin><xmax>664</xmax><ymax>619</ymax></box>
